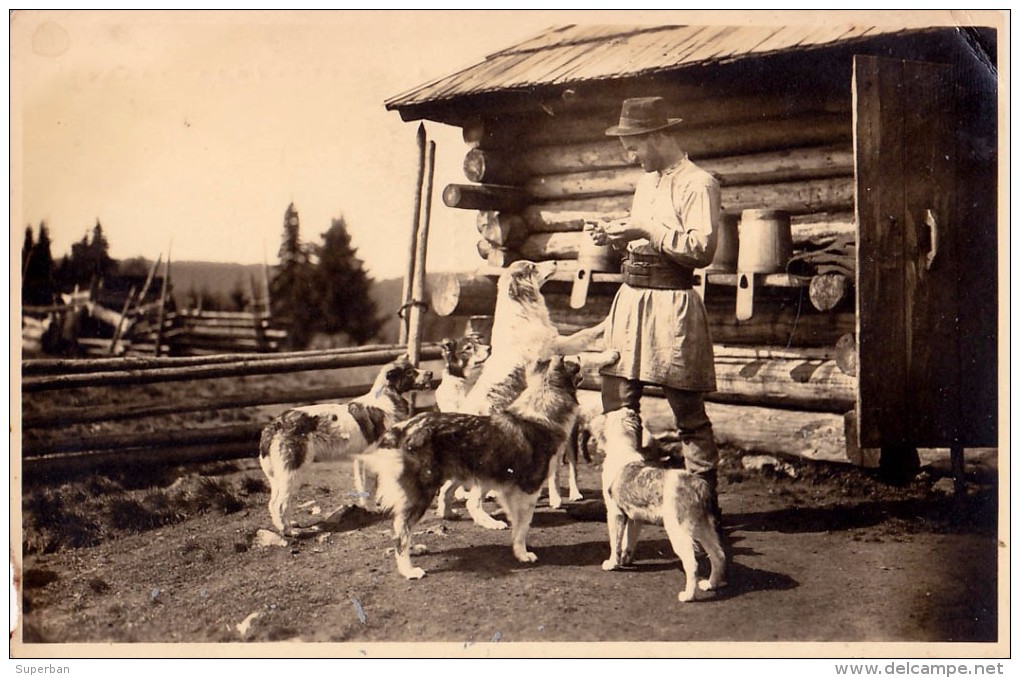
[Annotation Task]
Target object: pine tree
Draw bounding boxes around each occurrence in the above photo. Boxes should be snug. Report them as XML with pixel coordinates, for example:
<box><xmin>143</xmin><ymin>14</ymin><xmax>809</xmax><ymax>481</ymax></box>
<box><xmin>88</xmin><ymin>220</ymin><xmax>116</xmax><ymax>281</ymax></box>
<box><xmin>23</xmin><ymin>223</ymin><xmax>56</xmax><ymax>306</ymax></box>
<box><xmin>315</xmin><ymin>216</ymin><xmax>384</xmax><ymax>344</ymax></box>
<box><xmin>269</xmin><ymin>203</ymin><xmax>320</xmax><ymax>349</ymax></box>
<box><xmin>54</xmin><ymin>221</ymin><xmax>117</xmax><ymax>293</ymax></box>
<box><xmin>22</xmin><ymin>226</ymin><xmax>34</xmax><ymax>276</ymax></box>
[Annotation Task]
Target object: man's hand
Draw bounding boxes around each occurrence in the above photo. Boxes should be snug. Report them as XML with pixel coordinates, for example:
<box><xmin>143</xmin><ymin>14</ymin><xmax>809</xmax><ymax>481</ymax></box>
<box><xmin>585</xmin><ymin>218</ymin><xmax>648</xmax><ymax>247</ymax></box>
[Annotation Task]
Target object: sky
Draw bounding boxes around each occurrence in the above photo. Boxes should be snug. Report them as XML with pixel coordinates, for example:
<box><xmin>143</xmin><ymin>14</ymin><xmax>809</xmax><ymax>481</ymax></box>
<box><xmin>11</xmin><ymin>9</ymin><xmax>975</xmax><ymax>282</ymax></box>
<box><xmin>11</xmin><ymin>9</ymin><xmax>582</xmax><ymax>281</ymax></box>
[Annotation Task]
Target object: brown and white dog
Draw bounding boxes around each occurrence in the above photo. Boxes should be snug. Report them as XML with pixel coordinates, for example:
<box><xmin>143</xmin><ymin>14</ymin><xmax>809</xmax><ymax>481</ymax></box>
<box><xmin>258</xmin><ymin>355</ymin><xmax>433</xmax><ymax>535</ymax></box>
<box><xmin>434</xmin><ymin>335</ymin><xmax>491</xmax><ymax>414</ymax></box>
<box><xmin>360</xmin><ymin>355</ymin><xmax>583</xmax><ymax>579</ymax></box>
<box><xmin>597</xmin><ymin>407</ymin><xmax>726</xmax><ymax>602</ymax></box>
<box><xmin>439</xmin><ymin>260</ymin><xmax>616</xmax><ymax>528</ymax></box>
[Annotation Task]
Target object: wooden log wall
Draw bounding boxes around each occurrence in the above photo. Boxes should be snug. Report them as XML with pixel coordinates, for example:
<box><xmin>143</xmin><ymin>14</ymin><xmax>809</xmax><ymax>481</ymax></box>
<box><xmin>444</xmin><ymin>84</ymin><xmax>859</xmax><ymax>333</ymax></box>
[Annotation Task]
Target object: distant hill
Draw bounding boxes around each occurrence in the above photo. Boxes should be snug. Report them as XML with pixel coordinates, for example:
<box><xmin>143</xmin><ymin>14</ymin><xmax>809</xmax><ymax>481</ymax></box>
<box><xmin>157</xmin><ymin>259</ymin><xmax>466</xmax><ymax>344</ymax></box>
<box><xmin>151</xmin><ymin>260</ymin><xmax>271</xmax><ymax>310</ymax></box>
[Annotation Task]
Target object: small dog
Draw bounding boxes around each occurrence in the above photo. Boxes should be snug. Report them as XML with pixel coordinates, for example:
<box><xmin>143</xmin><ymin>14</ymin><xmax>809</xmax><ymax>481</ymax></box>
<box><xmin>598</xmin><ymin>407</ymin><xmax>726</xmax><ymax>602</ymax></box>
<box><xmin>258</xmin><ymin>354</ymin><xmax>433</xmax><ymax>535</ymax></box>
<box><xmin>434</xmin><ymin>335</ymin><xmax>491</xmax><ymax>414</ymax></box>
<box><xmin>443</xmin><ymin>260</ymin><xmax>615</xmax><ymax>528</ymax></box>
<box><xmin>361</xmin><ymin>355</ymin><xmax>583</xmax><ymax>580</ymax></box>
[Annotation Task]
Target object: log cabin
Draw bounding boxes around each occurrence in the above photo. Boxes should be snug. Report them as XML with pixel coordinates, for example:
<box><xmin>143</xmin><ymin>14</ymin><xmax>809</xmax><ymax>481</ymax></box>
<box><xmin>385</xmin><ymin>24</ymin><xmax>999</xmax><ymax>478</ymax></box>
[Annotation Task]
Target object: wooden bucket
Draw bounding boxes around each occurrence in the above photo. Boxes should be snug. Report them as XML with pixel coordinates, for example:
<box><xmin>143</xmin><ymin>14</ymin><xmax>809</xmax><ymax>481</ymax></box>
<box><xmin>577</xmin><ymin>238</ymin><xmax>621</xmax><ymax>272</ymax></box>
<box><xmin>737</xmin><ymin>209</ymin><xmax>793</xmax><ymax>273</ymax></box>
<box><xmin>571</xmin><ymin>237</ymin><xmax>621</xmax><ymax>308</ymax></box>
<box><xmin>706</xmin><ymin>213</ymin><xmax>740</xmax><ymax>273</ymax></box>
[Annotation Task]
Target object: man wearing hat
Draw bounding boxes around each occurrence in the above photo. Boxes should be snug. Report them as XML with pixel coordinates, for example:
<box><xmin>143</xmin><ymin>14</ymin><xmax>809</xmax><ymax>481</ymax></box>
<box><xmin>588</xmin><ymin>96</ymin><xmax>722</xmax><ymax>519</ymax></box>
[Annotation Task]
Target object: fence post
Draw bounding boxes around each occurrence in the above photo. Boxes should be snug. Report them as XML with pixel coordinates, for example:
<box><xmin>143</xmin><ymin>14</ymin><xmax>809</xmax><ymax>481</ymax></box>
<box><xmin>399</xmin><ymin>123</ymin><xmax>427</xmax><ymax>345</ymax></box>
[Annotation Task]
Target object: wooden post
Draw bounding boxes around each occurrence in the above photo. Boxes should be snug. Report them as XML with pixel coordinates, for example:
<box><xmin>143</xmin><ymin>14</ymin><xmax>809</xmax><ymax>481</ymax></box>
<box><xmin>249</xmin><ymin>274</ymin><xmax>267</xmax><ymax>351</ymax></box>
<box><xmin>408</xmin><ymin>139</ymin><xmax>436</xmax><ymax>366</ymax></box>
<box><xmin>108</xmin><ymin>285</ymin><xmax>136</xmax><ymax>355</ymax></box>
<box><xmin>262</xmin><ymin>242</ymin><xmax>272</xmax><ymax>316</ymax></box>
<box><xmin>136</xmin><ymin>254</ymin><xmax>162</xmax><ymax>308</ymax></box>
<box><xmin>154</xmin><ymin>245</ymin><xmax>172</xmax><ymax>357</ymax></box>
<box><xmin>399</xmin><ymin>123</ymin><xmax>427</xmax><ymax>345</ymax></box>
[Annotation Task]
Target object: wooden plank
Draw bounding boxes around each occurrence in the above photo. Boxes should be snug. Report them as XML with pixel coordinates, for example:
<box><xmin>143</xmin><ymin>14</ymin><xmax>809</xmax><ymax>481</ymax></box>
<box><xmin>524</xmin><ymin>145</ymin><xmax>854</xmax><ymax>199</ymax></box>
<box><xmin>515</xmin><ymin>92</ymin><xmax>850</xmax><ymax>148</ymax></box>
<box><xmin>442</xmin><ymin>183</ymin><xmax>528</xmax><ymax>211</ymax></box>
<box><xmin>900</xmin><ymin>59</ymin><xmax>959</xmax><ymax>446</ymax></box>
<box><xmin>23</xmin><ymin>378</ymin><xmax>441</xmax><ymax>429</ymax></box>
<box><xmin>519</xmin><ymin>113</ymin><xmax>852</xmax><ymax>175</ymax></box>
<box><xmin>544</xmin><ymin>288</ymin><xmax>855</xmax><ymax>348</ymax></box>
<box><xmin>576</xmin><ymin>390</ymin><xmax>853</xmax><ymax>464</ymax></box>
<box><xmin>22</xmin><ymin>343</ymin><xmax>417</xmax><ymax>376</ymax></box>
<box><xmin>854</xmin><ymin>55</ymin><xmax>907</xmax><ymax>447</ymax></box>
<box><xmin>21</xmin><ymin>346</ymin><xmax>443</xmax><ymax>393</ymax></box>
<box><xmin>531</xmin><ymin>178</ymin><xmax>855</xmax><ymax>219</ymax></box>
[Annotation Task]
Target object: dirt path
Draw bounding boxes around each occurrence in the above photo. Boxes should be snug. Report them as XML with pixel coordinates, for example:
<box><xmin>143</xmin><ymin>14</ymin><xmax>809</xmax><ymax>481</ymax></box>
<box><xmin>15</xmin><ymin>446</ymin><xmax>999</xmax><ymax>650</ymax></box>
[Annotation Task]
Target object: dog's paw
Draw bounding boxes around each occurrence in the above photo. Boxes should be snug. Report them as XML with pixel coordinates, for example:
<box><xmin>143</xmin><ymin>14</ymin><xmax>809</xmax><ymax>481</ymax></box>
<box><xmin>568</xmin><ymin>491</ymin><xmax>584</xmax><ymax>502</ymax></box>
<box><xmin>677</xmin><ymin>588</ymin><xmax>697</xmax><ymax>603</ymax></box>
<box><xmin>402</xmin><ymin>567</ymin><xmax>427</xmax><ymax>580</ymax></box>
<box><xmin>477</xmin><ymin>517</ymin><xmax>508</xmax><ymax>530</ymax></box>
<box><xmin>601</xmin><ymin>558</ymin><xmax>622</xmax><ymax>571</ymax></box>
<box><xmin>548</xmin><ymin>495</ymin><xmax>563</xmax><ymax>510</ymax></box>
<box><xmin>699</xmin><ymin>578</ymin><xmax>727</xmax><ymax>591</ymax></box>
<box><xmin>516</xmin><ymin>551</ymin><xmax>538</xmax><ymax>564</ymax></box>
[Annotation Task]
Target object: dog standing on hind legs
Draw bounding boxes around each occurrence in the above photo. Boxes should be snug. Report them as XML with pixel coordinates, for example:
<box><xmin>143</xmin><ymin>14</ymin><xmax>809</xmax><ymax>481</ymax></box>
<box><xmin>258</xmin><ymin>355</ymin><xmax>432</xmax><ymax>535</ymax></box>
<box><xmin>438</xmin><ymin>260</ymin><xmax>617</xmax><ymax>528</ymax></box>
<box><xmin>597</xmin><ymin>407</ymin><xmax>726</xmax><ymax>602</ymax></box>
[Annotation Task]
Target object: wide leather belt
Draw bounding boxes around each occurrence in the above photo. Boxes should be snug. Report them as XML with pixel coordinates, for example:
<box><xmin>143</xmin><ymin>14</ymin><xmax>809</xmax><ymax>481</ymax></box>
<box><xmin>621</xmin><ymin>256</ymin><xmax>694</xmax><ymax>290</ymax></box>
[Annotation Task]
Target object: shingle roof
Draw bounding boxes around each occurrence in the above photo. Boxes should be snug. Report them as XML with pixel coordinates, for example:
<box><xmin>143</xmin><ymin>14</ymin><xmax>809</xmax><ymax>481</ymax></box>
<box><xmin>386</xmin><ymin>24</ymin><xmax>921</xmax><ymax>112</ymax></box>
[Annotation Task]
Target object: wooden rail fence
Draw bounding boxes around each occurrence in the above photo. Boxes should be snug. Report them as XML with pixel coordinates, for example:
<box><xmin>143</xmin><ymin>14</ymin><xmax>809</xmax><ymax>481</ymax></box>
<box><xmin>20</xmin><ymin>343</ymin><xmax>443</xmax><ymax>478</ymax></box>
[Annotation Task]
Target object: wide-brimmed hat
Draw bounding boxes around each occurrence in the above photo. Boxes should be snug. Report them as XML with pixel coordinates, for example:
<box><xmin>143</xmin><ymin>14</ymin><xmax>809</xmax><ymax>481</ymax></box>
<box><xmin>605</xmin><ymin>96</ymin><xmax>683</xmax><ymax>136</ymax></box>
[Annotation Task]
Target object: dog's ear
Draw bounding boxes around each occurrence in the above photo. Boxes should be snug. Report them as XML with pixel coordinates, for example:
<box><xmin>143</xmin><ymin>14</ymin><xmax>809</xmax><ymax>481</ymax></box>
<box><xmin>475</xmin><ymin>342</ymin><xmax>492</xmax><ymax>360</ymax></box>
<box><xmin>563</xmin><ymin>357</ymin><xmax>584</xmax><ymax>387</ymax></box>
<box><xmin>529</xmin><ymin>356</ymin><xmax>552</xmax><ymax>379</ymax></box>
<box><xmin>440</xmin><ymin>338</ymin><xmax>456</xmax><ymax>353</ymax></box>
<box><xmin>386</xmin><ymin>359</ymin><xmax>410</xmax><ymax>382</ymax></box>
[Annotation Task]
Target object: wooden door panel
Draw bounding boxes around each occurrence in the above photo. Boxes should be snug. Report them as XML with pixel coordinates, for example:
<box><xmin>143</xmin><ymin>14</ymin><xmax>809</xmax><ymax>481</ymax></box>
<box><xmin>854</xmin><ymin>54</ymin><xmax>960</xmax><ymax>448</ymax></box>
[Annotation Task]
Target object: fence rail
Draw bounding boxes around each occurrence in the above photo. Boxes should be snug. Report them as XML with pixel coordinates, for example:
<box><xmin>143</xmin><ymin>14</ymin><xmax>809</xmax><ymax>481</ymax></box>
<box><xmin>20</xmin><ymin>342</ymin><xmax>443</xmax><ymax>478</ymax></box>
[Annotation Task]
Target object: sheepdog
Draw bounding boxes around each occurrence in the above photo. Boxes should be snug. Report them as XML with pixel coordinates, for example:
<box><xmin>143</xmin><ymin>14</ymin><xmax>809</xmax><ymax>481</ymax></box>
<box><xmin>361</xmin><ymin>355</ymin><xmax>583</xmax><ymax>580</ymax></box>
<box><xmin>437</xmin><ymin>260</ymin><xmax>616</xmax><ymax>528</ymax></box>
<box><xmin>597</xmin><ymin>407</ymin><xmax>727</xmax><ymax>602</ymax></box>
<box><xmin>434</xmin><ymin>335</ymin><xmax>491</xmax><ymax>414</ymax></box>
<box><xmin>258</xmin><ymin>354</ymin><xmax>433</xmax><ymax>535</ymax></box>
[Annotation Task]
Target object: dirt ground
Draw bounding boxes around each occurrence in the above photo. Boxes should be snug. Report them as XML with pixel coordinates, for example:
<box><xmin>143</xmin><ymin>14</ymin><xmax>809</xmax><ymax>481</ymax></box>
<box><xmin>14</xmin><ymin>433</ymin><xmax>1000</xmax><ymax>651</ymax></box>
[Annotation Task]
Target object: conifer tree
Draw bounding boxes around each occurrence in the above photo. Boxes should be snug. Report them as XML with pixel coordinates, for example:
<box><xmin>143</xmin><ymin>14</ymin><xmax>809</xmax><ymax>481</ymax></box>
<box><xmin>269</xmin><ymin>203</ymin><xmax>320</xmax><ymax>349</ymax></box>
<box><xmin>315</xmin><ymin>216</ymin><xmax>384</xmax><ymax>344</ymax></box>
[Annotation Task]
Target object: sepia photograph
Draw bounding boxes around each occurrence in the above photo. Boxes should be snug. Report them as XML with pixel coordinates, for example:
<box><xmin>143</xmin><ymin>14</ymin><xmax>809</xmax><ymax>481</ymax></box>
<box><xmin>9</xmin><ymin>9</ymin><xmax>1007</xmax><ymax>663</ymax></box>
